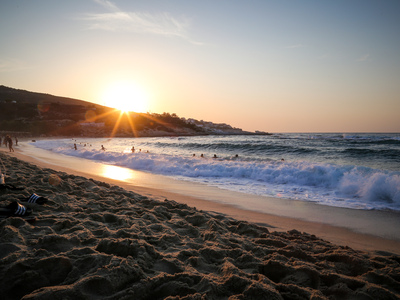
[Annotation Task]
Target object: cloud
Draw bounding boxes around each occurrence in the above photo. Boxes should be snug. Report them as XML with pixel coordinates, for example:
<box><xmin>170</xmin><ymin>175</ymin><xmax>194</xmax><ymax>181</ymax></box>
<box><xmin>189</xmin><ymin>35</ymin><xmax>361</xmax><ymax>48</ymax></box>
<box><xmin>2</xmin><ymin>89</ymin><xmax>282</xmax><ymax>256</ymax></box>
<box><xmin>93</xmin><ymin>0</ymin><xmax>119</xmax><ymax>12</ymax></box>
<box><xmin>81</xmin><ymin>0</ymin><xmax>201</xmax><ymax>44</ymax></box>
<box><xmin>357</xmin><ymin>54</ymin><xmax>370</xmax><ymax>62</ymax></box>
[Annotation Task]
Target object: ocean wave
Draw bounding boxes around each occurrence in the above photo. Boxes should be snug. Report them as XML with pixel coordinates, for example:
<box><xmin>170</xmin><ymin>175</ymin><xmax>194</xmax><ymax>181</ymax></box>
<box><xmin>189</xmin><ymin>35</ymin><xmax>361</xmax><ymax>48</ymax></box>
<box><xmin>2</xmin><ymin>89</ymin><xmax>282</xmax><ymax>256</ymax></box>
<box><xmin>32</xmin><ymin>139</ymin><xmax>400</xmax><ymax>211</ymax></box>
<box><xmin>275</xmin><ymin>133</ymin><xmax>400</xmax><ymax>143</ymax></box>
<box><xmin>341</xmin><ymin>148</ymin><xmax>400</xmax><ymax>158</ymax></box>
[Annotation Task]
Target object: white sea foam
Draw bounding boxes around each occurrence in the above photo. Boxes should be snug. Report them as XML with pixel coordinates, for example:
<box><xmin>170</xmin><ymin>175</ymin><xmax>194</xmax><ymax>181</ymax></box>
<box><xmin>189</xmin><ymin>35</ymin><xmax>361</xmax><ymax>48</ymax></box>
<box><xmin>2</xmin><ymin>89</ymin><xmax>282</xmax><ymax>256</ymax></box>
<box><xmin>31</xmin><ymin>136</ymin><xmax>400</xmax><ymax>211</ymax></box>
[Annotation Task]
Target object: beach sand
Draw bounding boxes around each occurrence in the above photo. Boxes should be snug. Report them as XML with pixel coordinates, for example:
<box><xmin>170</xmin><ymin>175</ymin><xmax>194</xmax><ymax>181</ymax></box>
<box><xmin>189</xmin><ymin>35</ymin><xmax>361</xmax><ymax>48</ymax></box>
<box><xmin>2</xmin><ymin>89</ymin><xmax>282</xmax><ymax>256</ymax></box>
<box><xmin>11</xmin><ymin>142</ymin><xmax>400</xmax><ymax>254</ymax></box>
<box><xmin>1</xmin><ymin>148</ymin><xmax>399</xmax><ymax>299</ymax></box>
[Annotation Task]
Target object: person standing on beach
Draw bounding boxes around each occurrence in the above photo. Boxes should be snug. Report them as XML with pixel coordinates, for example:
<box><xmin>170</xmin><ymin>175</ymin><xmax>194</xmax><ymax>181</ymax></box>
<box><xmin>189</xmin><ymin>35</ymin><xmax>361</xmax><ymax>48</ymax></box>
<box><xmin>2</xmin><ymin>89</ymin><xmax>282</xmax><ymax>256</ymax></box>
<box><xmin>15</xmin><ymin>137</ymin><xmax>18</xmax><ymax>146</ymax></box>
<box><xmin>6</xmin><ymin>135</ymin><xmax>14</xmax><ymax>152</ymax></box>
<box><xmin>131</xmin><ymin>146</ymin><xmax>135</xmax><ymax>153</ymax></box>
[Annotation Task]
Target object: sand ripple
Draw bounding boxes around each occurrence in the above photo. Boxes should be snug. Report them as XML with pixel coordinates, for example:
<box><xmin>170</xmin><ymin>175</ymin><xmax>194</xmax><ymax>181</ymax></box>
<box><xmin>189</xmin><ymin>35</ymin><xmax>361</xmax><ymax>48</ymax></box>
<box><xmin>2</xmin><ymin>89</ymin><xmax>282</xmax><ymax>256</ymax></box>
<box><xmin>0</xmin><ymin>153</ymin><xmax>399</xmax><ymax>299</ymax></box>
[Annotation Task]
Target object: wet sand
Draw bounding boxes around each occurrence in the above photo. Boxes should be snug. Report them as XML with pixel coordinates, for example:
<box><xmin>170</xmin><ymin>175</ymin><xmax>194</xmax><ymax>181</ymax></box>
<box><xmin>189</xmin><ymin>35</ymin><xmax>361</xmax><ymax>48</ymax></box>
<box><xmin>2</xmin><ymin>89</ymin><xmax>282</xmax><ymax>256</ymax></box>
<box><xmin>0</xmin><ymin>144</ymin><xmax>399</xmax><ymax>299</ymax></box>
<box><xmin>12</xmin><ymin>142</ymin><xmax>400</xmax><ymax>254</ymax></box>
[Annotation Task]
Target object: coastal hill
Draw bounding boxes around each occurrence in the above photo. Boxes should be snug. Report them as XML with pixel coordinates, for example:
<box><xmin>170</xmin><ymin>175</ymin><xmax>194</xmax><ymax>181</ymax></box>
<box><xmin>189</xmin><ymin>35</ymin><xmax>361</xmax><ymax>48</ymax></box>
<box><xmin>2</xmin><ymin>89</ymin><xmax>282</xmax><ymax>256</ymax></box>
<box><xmin>0</xmin><ymin>85</ymin><xmax>269</xmax><ymax>137</ymax></box>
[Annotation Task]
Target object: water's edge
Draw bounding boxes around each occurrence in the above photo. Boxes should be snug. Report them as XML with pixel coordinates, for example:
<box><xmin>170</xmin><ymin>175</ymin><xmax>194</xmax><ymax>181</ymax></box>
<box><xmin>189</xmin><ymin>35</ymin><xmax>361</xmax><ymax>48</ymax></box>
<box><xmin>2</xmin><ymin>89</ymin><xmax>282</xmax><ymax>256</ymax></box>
<box><xmin>19</xmin><ymin>142</ymin><xmax>400</xmax><ymax>241</ymax></box>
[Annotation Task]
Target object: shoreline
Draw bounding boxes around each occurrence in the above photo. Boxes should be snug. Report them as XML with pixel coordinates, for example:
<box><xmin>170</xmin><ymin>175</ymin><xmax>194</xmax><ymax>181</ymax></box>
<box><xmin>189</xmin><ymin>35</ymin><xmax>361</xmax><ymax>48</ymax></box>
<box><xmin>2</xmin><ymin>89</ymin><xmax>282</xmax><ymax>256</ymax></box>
<box><xmin>4</xmin><ymin>141</ymin><xmax>400</xmax><ymax>255</ymax></box>
<box><xmin>1</xmin><ymin>146</ymin><xmax>399</xmax><ymax>299</ymax></box>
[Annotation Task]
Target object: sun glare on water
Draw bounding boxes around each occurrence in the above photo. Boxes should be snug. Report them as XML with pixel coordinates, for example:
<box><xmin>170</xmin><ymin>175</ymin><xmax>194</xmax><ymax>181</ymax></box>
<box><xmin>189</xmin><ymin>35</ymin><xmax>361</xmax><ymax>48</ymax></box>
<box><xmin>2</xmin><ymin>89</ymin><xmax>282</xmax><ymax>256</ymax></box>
<box><xmin>101</xmin><ymin>165</ymin><xmax>135</xmax><ymax>181</ymax></box>
<box><xmin>102</xmin><ymin>82</ymin><xmax>149</xmax><ymax>113</ymax></box>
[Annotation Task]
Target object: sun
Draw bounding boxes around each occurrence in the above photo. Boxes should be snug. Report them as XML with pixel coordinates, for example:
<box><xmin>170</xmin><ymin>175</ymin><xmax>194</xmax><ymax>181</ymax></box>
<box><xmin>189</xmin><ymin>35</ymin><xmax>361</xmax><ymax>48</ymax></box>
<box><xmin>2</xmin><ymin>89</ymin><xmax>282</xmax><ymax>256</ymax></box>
<box><xmin>102</xmin><ymin>82</ymin><xmax>149</xmax><ymax>113</ymax></box>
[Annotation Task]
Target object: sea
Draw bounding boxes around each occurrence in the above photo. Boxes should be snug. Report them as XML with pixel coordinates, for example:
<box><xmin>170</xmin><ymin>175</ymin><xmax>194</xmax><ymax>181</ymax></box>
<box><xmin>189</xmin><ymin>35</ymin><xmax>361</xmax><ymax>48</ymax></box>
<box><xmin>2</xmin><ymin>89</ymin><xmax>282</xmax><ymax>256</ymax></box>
<box><xmin>30</xmin><ymin>133</ymin><xmax>400</xmax><ymax>212</ymax></box>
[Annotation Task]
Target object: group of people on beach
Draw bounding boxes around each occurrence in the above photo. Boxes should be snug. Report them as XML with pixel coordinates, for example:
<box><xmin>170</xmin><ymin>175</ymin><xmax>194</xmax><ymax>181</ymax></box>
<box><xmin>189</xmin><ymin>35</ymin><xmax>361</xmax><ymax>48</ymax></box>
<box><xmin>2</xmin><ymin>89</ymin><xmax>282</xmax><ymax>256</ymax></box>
<box><xmin>130</xmin><ymin>146</ymin><xmax>146</xmax><ymax>153</ymax></box>
<box><xmin>73</xmin><ymin>140</ymin><xmax>93</xmax><ymax>151</ymax></box>
<box><xmin>72</xmin><ymin>141</ymin><xmax>244</xmax><ymax>160</ymax></box>
<box><xmin>69</xmin><ymin>140</ymin><xmax>284</xmax><ymax>163</ymax></box>
<box><xmin>0</xmin><ymin>135</ymin><xmax>16</xmax><ymax>152</ymax></box>
<box><xmin>101</xmin><ymin>144</ymin><xmax>147</xmax><ymax>153</ymax></box>
<box><xmin>192</xmin><ymin>153</ymin><xmax>239</xmax><ymax>159</ymax></box>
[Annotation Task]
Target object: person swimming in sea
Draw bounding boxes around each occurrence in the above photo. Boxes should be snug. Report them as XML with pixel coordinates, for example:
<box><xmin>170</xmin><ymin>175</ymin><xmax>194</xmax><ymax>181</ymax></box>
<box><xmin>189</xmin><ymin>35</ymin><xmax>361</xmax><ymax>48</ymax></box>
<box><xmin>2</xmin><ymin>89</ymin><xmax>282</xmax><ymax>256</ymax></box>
<box><xmin>101</xmin><ymin>145</ymin><xmax>106</xmax><ymax>151</ymax></box>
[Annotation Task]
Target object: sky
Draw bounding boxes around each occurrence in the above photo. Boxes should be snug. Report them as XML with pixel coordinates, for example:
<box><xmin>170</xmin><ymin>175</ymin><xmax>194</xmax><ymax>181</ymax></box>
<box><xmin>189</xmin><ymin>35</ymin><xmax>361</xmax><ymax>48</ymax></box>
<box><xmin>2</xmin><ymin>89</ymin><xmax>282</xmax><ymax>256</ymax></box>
<box><xmin>1</xmin><ymin>0</ymin><xmax>399</xmax><ymax>133</ymax></box>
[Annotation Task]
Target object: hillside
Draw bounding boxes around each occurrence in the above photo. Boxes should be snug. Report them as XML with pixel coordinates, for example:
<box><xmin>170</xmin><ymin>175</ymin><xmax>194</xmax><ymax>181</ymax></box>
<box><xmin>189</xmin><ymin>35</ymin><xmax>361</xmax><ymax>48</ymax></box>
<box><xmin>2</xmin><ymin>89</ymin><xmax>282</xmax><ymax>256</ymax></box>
<box><xmin>0</xmin><ymin>86</ymin><xmax>268</xmax><ymax>137</ymax></box>
<box><xmin>0</xmin><ymin>85</ymin><xmax>92</xmax><ymax>107</ymax></box>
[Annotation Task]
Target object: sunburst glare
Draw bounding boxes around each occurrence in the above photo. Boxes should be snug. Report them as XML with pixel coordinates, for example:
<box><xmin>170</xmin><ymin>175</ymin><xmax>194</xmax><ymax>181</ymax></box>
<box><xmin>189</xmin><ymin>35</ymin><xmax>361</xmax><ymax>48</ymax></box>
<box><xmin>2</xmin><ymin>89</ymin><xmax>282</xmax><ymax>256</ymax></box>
<box><xmin>102</xmin><ymin>81</ymin><xmax>149</xmax><ymax>113</ymax></box>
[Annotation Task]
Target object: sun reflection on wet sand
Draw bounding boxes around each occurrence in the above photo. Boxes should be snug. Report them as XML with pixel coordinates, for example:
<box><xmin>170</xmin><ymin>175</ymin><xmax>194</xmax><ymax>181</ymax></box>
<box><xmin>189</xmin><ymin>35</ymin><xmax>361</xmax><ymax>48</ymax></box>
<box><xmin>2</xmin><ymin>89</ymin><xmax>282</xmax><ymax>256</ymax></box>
<box><xmin>100</xmin><ymin>165</ymin><xmax>136</xmax><ymax>182</ymax></box>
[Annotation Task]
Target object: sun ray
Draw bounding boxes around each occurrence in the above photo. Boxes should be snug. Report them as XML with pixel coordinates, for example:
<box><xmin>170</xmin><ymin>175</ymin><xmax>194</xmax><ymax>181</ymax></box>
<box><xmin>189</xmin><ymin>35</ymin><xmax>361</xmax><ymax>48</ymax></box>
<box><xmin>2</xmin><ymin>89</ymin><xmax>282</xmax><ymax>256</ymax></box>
<box><xmin>110</xmin><ymin>110</ymin><xmax>124</xmax><ymax>138</ymax></box>
<box><xmin>79</xmin><ymin>107</ymin><xmax>119</xmax><ymax>124</ymax></box>
<box><xmin>140</xmin><ymin>113</ymin><xmax>176</xmax><ymax>132</ymax></box>
<box><xmin>125</xmin><ymin>112</ymin><xmax>139</xmax><ymax>137</ymax></box>
<box><xmin>48</xmin><ymin>103</ymin><xmax>179</xmax><ymax>138</ymax></box>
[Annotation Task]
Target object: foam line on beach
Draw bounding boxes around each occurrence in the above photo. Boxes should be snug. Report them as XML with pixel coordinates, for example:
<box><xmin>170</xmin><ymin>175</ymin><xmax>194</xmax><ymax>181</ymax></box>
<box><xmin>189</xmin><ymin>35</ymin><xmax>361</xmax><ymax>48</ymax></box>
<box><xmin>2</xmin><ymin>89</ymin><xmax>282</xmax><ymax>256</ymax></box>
<box><xmin>17</xmin><ymin>142</ymin><xmax>400</xmax><ymax>242</ymax></box>
<box><xmin>0</xmin><ymin>152</ymin><xmax>399</xmax><ymax>299</ymax></box>
<box><xmin>31</xmin><ymin>137</ymin><xmax>400</xmax><ymax>211</ymax></box>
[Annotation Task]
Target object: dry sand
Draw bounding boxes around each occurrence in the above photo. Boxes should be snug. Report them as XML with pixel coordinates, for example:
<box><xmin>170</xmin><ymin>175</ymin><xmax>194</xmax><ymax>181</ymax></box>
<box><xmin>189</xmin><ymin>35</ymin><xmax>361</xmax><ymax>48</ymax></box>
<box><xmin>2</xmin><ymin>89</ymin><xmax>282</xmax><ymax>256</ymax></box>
<box><xmin>0</xmin><ymin>150</ymin><xmax>399</xmax><ymax>299</ymax></box>
<box><xmin>10</xmin><ymin>143</ymin><xmax>400</xmax><ymax>254</ymax></box>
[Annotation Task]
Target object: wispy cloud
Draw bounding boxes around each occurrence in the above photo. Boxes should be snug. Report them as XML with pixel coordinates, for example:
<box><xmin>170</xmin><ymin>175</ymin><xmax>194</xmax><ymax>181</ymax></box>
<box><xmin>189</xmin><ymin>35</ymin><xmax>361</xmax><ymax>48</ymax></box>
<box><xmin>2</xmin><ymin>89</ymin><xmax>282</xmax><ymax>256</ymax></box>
<box><xmin>93</xmin><ymin>0</ymin><xmax>119</xmax><ymax>12</ymax></box>
<box><xmin>357</xmin><ymin>54</ymin><xmax>370</xmax><ymax>62</ymax></box>
<box><xmin>0</xmin><ymin>58</ymin><xmax>28</xmax><ymax>72</ymax></box>
<box><xmin>81</xmin><ymin>0</ymin><xmax>201</xmax><ymax>44</ymax></box>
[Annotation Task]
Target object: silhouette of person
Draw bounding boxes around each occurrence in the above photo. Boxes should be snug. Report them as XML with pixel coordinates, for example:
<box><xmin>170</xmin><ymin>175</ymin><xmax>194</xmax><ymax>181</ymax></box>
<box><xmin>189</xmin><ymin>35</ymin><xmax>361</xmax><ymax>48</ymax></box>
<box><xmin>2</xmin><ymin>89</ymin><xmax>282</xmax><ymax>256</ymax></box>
<box><xmin>6</xmin><ymin>135</ymin><xmax>14</xmax><ymax>152</ymax></box>
<box><xmin>101</xmin><ymin>145</ymin><xmax>106</xmax><ymax>151</ymax></box>
<box><xmin>131</xmin><ymin>146</ymin><xmax>135</xmax><ymax>153</ymax></box>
